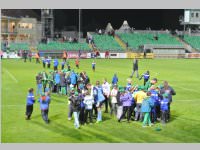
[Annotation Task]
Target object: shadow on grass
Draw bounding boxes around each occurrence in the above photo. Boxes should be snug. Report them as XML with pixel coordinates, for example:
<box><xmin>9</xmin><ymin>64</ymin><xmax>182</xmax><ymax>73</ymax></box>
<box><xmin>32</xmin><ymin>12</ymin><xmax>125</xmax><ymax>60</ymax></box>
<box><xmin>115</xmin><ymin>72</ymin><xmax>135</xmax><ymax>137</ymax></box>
<box><xmin>31</xmin><ymin>119</ymin><xmax>97</xmax><ymax>142</ymax></box>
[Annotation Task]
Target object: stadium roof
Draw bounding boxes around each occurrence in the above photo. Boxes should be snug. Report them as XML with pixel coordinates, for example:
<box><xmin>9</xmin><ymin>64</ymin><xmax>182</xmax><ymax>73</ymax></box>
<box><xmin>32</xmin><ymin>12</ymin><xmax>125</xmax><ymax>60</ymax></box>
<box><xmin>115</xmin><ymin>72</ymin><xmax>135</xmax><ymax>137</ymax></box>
<box><xmin>1</xmin><ymin>9</ymin><xmax>40</xmax><ymax>21</ymax></box>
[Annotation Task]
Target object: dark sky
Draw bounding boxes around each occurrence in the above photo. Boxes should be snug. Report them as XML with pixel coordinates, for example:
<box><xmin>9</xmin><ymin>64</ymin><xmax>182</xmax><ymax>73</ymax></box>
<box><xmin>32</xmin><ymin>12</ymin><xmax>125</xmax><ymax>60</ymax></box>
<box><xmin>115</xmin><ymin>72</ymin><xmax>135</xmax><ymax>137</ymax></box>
<box><xmin>34</xmin><ymin>9</ymin><xmax>184</xmax><ymax>33</ymax></box>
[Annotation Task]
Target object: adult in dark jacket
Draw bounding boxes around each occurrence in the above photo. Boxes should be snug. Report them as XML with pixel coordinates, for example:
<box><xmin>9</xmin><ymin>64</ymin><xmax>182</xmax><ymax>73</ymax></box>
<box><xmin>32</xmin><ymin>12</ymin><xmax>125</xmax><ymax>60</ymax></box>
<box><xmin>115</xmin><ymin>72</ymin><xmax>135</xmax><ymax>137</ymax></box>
<box><xmin>130</xmin><ymin>59</ymin><xmax>139</xmax><ymax>78</ymax></box>
<box><xmin>160</xmin><ymin>81</ymin><xmax>176</xmax><ymax>119</ymax></box>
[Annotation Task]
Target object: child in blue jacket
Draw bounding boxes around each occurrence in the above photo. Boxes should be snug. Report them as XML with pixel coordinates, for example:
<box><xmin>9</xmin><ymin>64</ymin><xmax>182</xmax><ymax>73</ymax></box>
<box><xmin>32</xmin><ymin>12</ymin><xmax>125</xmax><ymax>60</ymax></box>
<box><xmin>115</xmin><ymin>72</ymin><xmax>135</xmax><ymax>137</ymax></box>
<box><xmin>139</xmin><ymin>70</ymin><xmax>150</xmax><ymax>86</ymax></box>
<box><xmin>94</xmin><ymin>81</ymin><xmax>105</xmax><ymax>123</ymax></box>
<box><xmin>149</xmin><ymin>85</ymin><xmax>160</xmax><ymax>123</ymax></box>
<box><xmin>53</xmin><ymin>59</ymin><xmax>59</xmax><ymax>71</ymax></box>
<box><xmin>38</xmin><ymin>93</ymin><xmax>51</xmax><ymax>124</ymax></box>
<box><xmin>112</xmin><ymin>73</ymin><xmax>118</xmax><ymax>87</ymax></box>
<box><xmin>54</xmin><ymin>71</ymin><xmax>60</xmax><ymax>94</ymax></box>
<box><xmin>160</xmin><ymin>93</ymin><xmax>170</xmax><ymax>124</ymax></box>
<box><xmin>25</xmin><ymin>88</ymin><xmax>35</xmax><ymax>120</ymax></box>
<box><xmin>61</xmin><ymin>61</ymin><xmax>65</xmax><ymax>70</ymax></box>
<box><xmin>141</xmin><ymin>92</ymin><xmax>154</xmax><ymax>127</ymax></box>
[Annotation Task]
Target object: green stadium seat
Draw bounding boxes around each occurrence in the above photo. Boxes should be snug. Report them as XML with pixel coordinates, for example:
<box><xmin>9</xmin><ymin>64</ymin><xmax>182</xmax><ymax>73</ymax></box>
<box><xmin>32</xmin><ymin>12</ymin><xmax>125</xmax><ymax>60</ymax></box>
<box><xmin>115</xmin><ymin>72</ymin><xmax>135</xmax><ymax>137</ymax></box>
<box><xmin>117</xmin><ymin>33</ymin><xmax>182</xmax><ymax>49</ymax></box>
<box><xmin>9</xmin><ymin>43</ymin><xmax>29</xmax><ymax>51</ymax></box>
<box><xmin>92</xmin><ymin>34</ymin><xmax>123</xmax><ymax>51</ymax></box>
<box><xmin>37</xmin><ymin>41</ymin><xmax>91</xmax><ymax>51</ymax></box>
<box><xmin>184</xmin><ymin>35</ymin><xmax>200</xmax><ymax>51</ymax></box>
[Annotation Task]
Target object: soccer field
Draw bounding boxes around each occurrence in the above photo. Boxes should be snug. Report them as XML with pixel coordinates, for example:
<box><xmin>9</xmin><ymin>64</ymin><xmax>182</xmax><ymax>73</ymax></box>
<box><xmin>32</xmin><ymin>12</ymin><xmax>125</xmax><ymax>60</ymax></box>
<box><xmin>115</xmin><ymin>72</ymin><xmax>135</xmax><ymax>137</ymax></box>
<box><xmin>1</xmin><ymin>58</ymin><xmax>200</xmax><ymax>143</ymax></box>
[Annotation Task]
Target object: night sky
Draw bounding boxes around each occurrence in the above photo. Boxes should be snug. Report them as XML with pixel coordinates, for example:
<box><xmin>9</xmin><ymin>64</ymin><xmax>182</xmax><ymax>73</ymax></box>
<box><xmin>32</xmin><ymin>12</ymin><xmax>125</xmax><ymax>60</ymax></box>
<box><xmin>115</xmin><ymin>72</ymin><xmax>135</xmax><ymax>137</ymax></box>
<box><xmin>33</xmin><ymin>9</ymin><xmax>184</xmax><ymax>35</ymax></box>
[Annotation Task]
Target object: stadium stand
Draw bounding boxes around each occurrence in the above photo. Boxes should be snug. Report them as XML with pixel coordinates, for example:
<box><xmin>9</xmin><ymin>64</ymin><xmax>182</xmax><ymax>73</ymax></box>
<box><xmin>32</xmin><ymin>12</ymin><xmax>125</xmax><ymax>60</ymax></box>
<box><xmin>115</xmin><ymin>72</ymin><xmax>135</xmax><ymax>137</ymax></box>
<box><xmin>9</xmin><ymin>43</ymin><xmax>29</xmax><ymax>51</ymax></box>
<box><xmin>92</xmin><ymin>34</ymin><xmax>123</xmax><ymax>51</ymax></box>
<box><xmin>184</xmin><ymin>35</ymin><xmax>200</xmax><ymax>51</ymax></box>
<box><xmin>117</xmin><ymin>33</ymin><xmax>182</xmax><ymax>50</ymax></box>
<box><xmin>37</xmin><ymin>41</ymin><xmax>91</xmax><ymax>51</ymax></box>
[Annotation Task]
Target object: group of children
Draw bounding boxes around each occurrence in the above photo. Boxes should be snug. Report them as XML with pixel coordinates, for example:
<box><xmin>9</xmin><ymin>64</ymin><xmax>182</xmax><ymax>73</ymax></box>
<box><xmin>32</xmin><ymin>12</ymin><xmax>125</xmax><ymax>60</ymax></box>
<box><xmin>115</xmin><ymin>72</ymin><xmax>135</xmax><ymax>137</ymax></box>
<box><xmin>26</xmin><ymin>60</ymin><xmax>176</xmax><ymax>128</ymax></box>
<box><xmin>41</xmin><ymin>57</ymin><xmax>96</xmax><ymax>72</ymax></box>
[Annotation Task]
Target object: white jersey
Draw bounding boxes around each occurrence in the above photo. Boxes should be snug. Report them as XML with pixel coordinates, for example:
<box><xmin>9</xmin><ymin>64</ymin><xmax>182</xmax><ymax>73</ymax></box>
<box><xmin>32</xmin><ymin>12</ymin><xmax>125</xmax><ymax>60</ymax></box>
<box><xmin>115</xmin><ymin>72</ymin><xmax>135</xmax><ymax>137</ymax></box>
<box><xmin>84</xmin><ymin>96</ymin><xmax>94</xmax><ymax>110</ymax></box>
<box><xmin>111</xmin><ymin>88</ymin><xmax>118</xmax><ymax>103</ymax></box>
<box><xmin>102</xmin><ymin>82</ymin><xmax>111</xmax><ymax>96</ymax></box>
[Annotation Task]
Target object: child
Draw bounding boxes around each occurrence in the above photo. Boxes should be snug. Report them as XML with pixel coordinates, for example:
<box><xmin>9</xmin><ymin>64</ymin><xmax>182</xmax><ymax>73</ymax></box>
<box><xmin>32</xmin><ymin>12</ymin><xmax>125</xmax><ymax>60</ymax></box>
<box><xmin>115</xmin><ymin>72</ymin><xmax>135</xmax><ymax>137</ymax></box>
<box><xmin>110</xmin><ymin>85</ymin><xmax>118</xmax><ymax>116</ymax></box>
<box><xmin>112</xmin><ymin>74</ymin><xmax>118</xmax><ymax>87</ymax></box>
<box><xmin>35</xmin><ymin>52</ymin><xmax>40</xmax><ymax>64</ymax></box>
<box><xmin>79</xmin><ymin>93</ymin><xmax>85</xmax><ymax>125</ymax></box>
<box><xmin>117</xmin><ymin>86</ymin><xmax>123</xmax><ymax>119</ymax></box>
<box><xmin>70</xmin><ymin>70</ymin><xmax>78</xmax><ymax>88</ymax></box>
<box><xmin>36</xmin><ymin>72</ymin><xmax>43</xmax><ymax>96</ymax></box>
<box><xmin>69</xmin><ymin>91</ymin><xmax>82</xmax><ymax>129</ymax></box>
<box><xmin>126</xmin><ymin>78</ymin><xmax>132</xmax><ymax>91</ymax></box>
<box><xmin>42</xmin><ymin>71</ymin><xmax>48</xmax><ymax>92</ymax></box>
<box><xmin>38</xmin><ymin>92</ymin><xmax>51</xmax><ymax>124</ymax></box>
<box><xmin>102</xmin><ymin>78</ymin><xmax>111</xmax><ymax>113</ymax></box>
<box><xmin>54</xmin><ymin>71</ymin><xmax>61</xmax><ymax>94</ymax></box>
<box><xmin>42</xmin><ymin>57</ymin><xmax>47</xmax><ymax>68</ymax></box>
<box><xmin>53</xmin><ymin>58</ymin><xmax>59</xmax><ymax>71</ymax></box>
<box><xmin>149</xmin><ymin>85</ymin><xmax>160</xmax><ymax>123</ymax></box>
<box><xmin>141</xmin><ymin>92</ymin><xmax>154</xmax><ymax>127</ymax></box>
<box><xmin>60</xmin><ymin>72</ymin><xmax>67</xmax><ymax>95</ymax></box>
<box><xmin>46</xmin><ymin>57</ymin><xmax>51</xmax><ymax>68</ymax></box>
<box><xmin>68</xmin><ymin>88</ymin><xmax>75</xmax><ymax>120</ymax></box>
<box><xmin>94</xmin><ymin>81</ymin><xmax>105</xmax><ymax>123</ymax></box>
<box><xmin>47</xmin><ymin>71</ymin><xmax>54</xmax><ymax>92</ymax></box>
<box><xmin>160</xmin><ymin>93</ymin><xmax>170</xmax><ymax>124</ymax></box>
<box><xmin>25</xmin><ymin>88</ymin><xmax>35</xmax><ymax>120</ymax></box>
<box><xmin>144</xmin><ymin>78</ymin><xmax>157</xmax><ymax>91</ymax></box>
<box><xmin>61</xmin><ymin>61</ymin><xmax>65</xmax><ymax>70</ymax></box>
<box><xmin>139</xmin><ymin>71</ymin><xmax>150</xmax><ymax>86</ymax></box>
<box><xmin>83</xmin><ymin>90</ymin><xmax>94</xmax><ymax>124</ymax></box>
<box><xmin>92</xmin><ymin>60</ymin><xmax>96</xmax><ymax>72</ymax></box>
<box><xmin>75</xmin><ymin>58</ymin><xmax>79</xmax><ymax>69</ymax></box>
<box><xmin>118</xmin><ymin>88</ymin><xmax>132</xmax><ymax>123</ymax></box>
<box><xmin>134</xmin><ymin>86</ymin><xmax>147</xmax><ymax>121</ymax></box>
<box><xmin>67</xmin><ymin>64</ymin><xmax>71</xmax><ymax>71</ymax></box>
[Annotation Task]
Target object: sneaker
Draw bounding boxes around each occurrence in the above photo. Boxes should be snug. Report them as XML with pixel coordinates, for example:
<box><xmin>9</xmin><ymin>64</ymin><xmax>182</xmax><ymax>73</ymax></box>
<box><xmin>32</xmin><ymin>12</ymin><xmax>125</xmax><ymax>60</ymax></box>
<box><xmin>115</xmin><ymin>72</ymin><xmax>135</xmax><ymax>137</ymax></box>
<box><xmin>142</xmin><ymin>125</ymin><xmax>147</xmax><ymax>128</ymax></box>
<box><xmin>68</xmin><ymin>118</ymin><xmax>72</xmax><ymax>121</ymax></box>
<box><xmin>149</xmin><ymin>123</ymin><xmax>153</xmax><ymax>127</ymax></box>
<box><xmin>96</xmin><ymin>121</ymin><xmax>101</xmax><ymax>124</ymax></box>
<box><xmin>118</xmin><ymin>119</ymin><xmax>121</xmax><ymax>123</ymax></box>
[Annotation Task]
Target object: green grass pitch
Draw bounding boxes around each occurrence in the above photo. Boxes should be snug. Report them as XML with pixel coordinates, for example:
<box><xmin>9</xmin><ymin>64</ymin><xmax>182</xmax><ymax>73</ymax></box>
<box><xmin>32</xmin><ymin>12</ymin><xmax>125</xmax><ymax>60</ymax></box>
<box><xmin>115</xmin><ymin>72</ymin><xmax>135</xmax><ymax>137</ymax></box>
<box><xmin>1</xmin><ymin>58</ymin><xmax>200</xmax><ymax>143</ymax></box>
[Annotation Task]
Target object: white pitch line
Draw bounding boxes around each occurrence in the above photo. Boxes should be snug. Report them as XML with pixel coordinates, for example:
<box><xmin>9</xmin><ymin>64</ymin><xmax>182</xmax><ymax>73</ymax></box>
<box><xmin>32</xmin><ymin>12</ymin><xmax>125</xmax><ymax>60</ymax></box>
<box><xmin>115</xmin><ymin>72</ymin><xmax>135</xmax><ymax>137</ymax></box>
<box><xmin>4</xmin><ymin>68</ymin><xmax>18</xmax><ymax>83</ymax></box>
<box><xmin>175</xmin><ymin>99</ymin><xmax>200</xmax><ymax>102</ymax></box>
<box><xmin>171</xmin><ymin>84</ymin><xmax>200</xmax><ymax>94</ymax></box>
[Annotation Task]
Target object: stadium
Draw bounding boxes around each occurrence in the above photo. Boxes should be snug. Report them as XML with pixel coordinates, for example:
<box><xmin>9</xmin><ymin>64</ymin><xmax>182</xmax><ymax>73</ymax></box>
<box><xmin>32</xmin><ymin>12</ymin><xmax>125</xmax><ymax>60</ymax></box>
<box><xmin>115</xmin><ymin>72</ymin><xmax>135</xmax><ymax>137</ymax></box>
<box><xmin>1</xmin><ymin>9</ymin><xmax>200</xmax><ymax>143</ymax></box>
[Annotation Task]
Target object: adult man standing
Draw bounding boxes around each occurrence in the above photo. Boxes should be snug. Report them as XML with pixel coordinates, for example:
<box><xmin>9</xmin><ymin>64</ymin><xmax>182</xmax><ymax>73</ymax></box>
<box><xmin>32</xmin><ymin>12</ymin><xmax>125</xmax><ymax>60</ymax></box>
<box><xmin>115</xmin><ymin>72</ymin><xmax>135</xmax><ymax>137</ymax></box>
<box><xmin>130</xmin><ymin>59</ymin><xmax>139</xmax><ymax>78</ymax></box>
<box><xmin>160</xmin><ymin>81</ymin><xmax>176</xmax><ymax>120</ymax></box>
